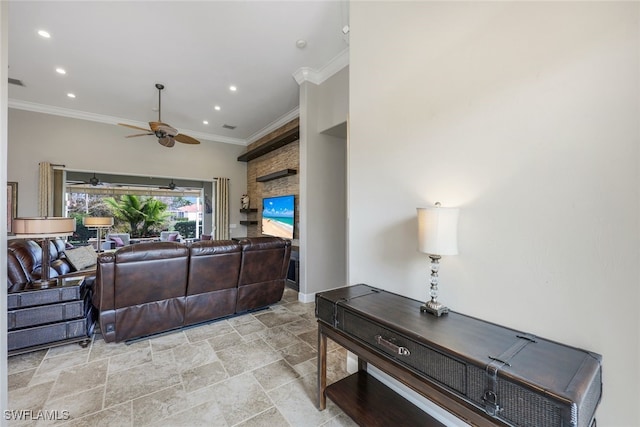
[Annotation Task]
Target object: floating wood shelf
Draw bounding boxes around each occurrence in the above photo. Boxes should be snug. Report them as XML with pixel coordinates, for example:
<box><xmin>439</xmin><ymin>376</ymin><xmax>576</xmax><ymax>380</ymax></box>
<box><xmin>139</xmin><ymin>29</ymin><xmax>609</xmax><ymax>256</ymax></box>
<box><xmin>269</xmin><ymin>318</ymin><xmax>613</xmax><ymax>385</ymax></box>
<box><xmin>240</xmin><ymin>208</ymin><xmax>258</xmax><ymax>213</ymax></box>
<box><xmin>256</xmin><ymin>169</ymin><xmax>297</xmax><ymax>182</ymax></box>
<box><xmin>239</xmin><ymin>220</ymin><xmax>258</xmax><ymax>226</ymax></box>
<box><xmin>237</xmin><ymin>127</ymin><xmax>300</xmax><ymax>162</ymax></box>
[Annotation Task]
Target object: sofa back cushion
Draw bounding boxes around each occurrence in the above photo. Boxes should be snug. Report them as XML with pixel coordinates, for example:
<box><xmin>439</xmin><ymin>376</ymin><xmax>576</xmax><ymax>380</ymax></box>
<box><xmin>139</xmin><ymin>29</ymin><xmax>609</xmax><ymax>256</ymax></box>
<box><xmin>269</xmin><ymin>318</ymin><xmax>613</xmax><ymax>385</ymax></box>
<box><xmin>187</xmin><ymin>241</ymin><xmax>242</xmax><ymax>294</ymax></box>
<box><xmin>236</xmin><ymin>237</ymin><xmax>291</xmax><ymax>312</ymax></box>
<box><xmin>96</xmin><ymin>241</ymin><xmax>189</xmax><ymax>342</ymax></box>
<box><xmin>7</xmin><ymin>244</ymin><xmax>31</xmax><ymax>290</ymax></box>
<box><xmin>112</xmin><ymin>242</ymin><xmax>189</xmax><ymax>307</ymax></box>
<box><xmin>238</xmin><ymin>237</ymin><xmax>291</xmax><ymax>286</ymax></box>
<box><xmin>185</xmin><ymin>240</ymin><xmax>242</xmax><ymax>325</ymax></box>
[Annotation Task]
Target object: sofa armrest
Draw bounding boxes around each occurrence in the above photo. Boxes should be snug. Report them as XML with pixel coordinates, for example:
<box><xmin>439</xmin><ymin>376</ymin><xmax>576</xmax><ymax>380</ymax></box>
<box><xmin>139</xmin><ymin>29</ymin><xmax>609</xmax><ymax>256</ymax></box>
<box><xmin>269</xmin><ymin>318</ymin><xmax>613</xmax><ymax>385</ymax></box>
<box><xmin>93</xmin><ymin>252</ymin><xmax>116</xmax><ymax>311</ymax></box>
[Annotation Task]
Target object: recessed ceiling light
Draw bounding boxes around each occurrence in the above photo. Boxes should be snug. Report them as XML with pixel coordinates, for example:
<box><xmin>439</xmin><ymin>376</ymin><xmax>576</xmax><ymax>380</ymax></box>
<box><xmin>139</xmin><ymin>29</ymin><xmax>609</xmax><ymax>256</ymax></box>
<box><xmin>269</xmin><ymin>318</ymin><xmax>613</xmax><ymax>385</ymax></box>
<box><xmin>56</xmin><ymin>68</ymin><xmax>66</xmax><ymax>75</ymax></box>
<box><xmin>67</xmin><ymin>93</ymin><xmax>76</xmax><ymax>98</ymax></box>
<box><xmin>214</xmin><ymin>105</ymin><xmax>221</xmax><ymax>111</ymax></box>
<box><xmin>229</xmin><ymin>85</ymin><xmax>237</xmax><ymax>92</ymax></box>
<box><xmin>296</xmin><ymin>39</ymin><xmax>307</xmax><ymax>49</ymax></box>
<box><xmin>203</xmin><ymin>120</ymin><xmax>209</xmax><ymax>125</ymax></box>
<box><xmin>37</xmin><ymin>30</ymin><xmax>51</xmax><ymax>38</ymax></box>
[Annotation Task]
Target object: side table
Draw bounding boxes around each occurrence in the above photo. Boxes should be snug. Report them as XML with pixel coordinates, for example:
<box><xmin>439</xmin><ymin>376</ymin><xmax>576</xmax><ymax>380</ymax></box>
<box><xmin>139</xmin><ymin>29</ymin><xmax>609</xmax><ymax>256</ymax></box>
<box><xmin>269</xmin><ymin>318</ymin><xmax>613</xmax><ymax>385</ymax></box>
<box><xmin>8</xmin><ymin>276</ymin><xmax>95</xmax><ymax>356</ymax></box>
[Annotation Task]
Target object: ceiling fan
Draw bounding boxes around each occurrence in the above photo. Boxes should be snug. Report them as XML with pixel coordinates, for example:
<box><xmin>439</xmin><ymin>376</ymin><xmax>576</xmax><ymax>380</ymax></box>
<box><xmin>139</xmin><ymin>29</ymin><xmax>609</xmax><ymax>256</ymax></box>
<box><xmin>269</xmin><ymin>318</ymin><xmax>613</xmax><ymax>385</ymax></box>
<box><xmin>69</xmin><ymin>172</ymin><xmax>107</xmax><ymax>187</ymax></box>
<box><xmin>159</xmin><ymin>179</ymin><xmax>182</xmax><ymax>191</ymax></box>
<box><xmin>118</xmin><ymin>84</ymin><xmax>201</xmax><ymax>148</ymax></box>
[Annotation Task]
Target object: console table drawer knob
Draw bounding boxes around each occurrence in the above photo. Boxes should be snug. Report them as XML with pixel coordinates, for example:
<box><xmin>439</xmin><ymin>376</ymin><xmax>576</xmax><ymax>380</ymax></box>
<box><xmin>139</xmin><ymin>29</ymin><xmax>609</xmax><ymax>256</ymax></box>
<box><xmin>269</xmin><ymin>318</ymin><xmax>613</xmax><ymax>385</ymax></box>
<box><xmin>375</xmin><ymin>335</ymin><xmax>410</xmax><ymax>356</ymax></box>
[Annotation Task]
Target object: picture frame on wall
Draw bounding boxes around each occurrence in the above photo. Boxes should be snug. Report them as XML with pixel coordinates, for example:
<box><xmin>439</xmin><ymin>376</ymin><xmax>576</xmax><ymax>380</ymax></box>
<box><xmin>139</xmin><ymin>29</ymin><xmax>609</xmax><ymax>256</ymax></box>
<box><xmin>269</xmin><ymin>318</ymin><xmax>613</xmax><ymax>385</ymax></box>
<box><xmin>7</xmin><ymin>182</ymin><xmax>17</xmax><ymax>234</ymax></box>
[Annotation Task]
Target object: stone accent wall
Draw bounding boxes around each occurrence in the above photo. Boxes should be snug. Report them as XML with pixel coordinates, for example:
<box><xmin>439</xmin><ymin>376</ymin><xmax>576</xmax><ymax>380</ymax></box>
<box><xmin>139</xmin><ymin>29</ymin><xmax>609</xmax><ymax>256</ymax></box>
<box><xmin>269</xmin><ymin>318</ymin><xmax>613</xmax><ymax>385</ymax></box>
<box><xmin>244</xmin><ymin>118</ymin><xmax>299</xmax><ymax>239</ymax></box>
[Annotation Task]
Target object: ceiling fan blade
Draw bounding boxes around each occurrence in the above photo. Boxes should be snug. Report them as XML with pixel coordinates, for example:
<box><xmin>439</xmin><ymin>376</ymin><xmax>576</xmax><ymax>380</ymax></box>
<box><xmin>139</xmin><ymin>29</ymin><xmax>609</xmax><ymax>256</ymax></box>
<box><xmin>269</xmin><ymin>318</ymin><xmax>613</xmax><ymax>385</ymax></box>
<box><xmin>174</xmin><ymin>133</ymin><xmax>201</xmax><ymax>145</ymax></box>
<box><xmin>126</xmin><ymin>133</ymin><xmax>153</xmax><ymax>138</ymax></box>
<box><xmin>118</xmin><ymin>123</ymin><xmax>151</xmax><ymax>132</ymax></box>
<box><xmin>158</xmin><ymin>136</ymin><xmax>175</xmax><ymax>148</ymax></box>
<box><xmin>149</xmin><ymin>121</ymin><xmax>178</xmax><ymax>136</ymax></box>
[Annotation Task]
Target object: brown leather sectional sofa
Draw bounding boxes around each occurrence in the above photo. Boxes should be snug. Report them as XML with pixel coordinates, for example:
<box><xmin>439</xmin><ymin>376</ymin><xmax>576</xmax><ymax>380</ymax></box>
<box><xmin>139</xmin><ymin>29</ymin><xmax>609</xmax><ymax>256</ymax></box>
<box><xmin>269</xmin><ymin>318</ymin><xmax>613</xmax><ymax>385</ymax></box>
<box><xmin>7</xmin><ymin>238</ymin><xmax>79</xmax><ymax>291</ymax></box>
<box><xmin>92</xmin><ymin>237</ymin><xmax>291</xmax><ymax>343</ymax></box>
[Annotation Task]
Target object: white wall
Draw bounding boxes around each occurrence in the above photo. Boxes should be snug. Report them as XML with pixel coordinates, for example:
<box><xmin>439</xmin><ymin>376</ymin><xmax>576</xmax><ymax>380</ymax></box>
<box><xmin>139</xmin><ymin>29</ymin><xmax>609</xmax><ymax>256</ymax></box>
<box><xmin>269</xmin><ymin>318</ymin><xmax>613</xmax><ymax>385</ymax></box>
<box><xmin>8</xmin><ymin>109</ymin><xmax>248</xmax><ymax>237</ymax></box>
<box><xmin>349</xmin><ymin>2</ymin><xmax>639</xmax><ymax>426</ymax></box>
<box><xmin>1</xmin><ymin>1</ymin><xmax>9</xmax><ymax>423</ymax></box>
<box><xmin>299</xmin><ymin>67</ymin><xmax>348</xmax><ymax>300</ymax></box>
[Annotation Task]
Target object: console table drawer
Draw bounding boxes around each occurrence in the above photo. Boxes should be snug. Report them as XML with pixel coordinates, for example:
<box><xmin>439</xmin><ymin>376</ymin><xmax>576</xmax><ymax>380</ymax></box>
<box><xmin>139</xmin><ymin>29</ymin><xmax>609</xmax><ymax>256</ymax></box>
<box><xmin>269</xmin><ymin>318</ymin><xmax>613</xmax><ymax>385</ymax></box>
<box><xmin>342</xmin><ymin>309</ymin><xmax>467</xmax><ymax>395</ymax></box>
<box><xmin>8</xmin><ymin>318</ymin><xmax>87</xmax><ymax>352</ymax></box>
<box><xmin>8</xmin><ymin>278</ymin><xmax>86</xmax><ymax>309</ymax></box>
<box><xmin>8</xmin><ymin>300</ymin><xmax>85</xmax><ymax>330</ymax></box>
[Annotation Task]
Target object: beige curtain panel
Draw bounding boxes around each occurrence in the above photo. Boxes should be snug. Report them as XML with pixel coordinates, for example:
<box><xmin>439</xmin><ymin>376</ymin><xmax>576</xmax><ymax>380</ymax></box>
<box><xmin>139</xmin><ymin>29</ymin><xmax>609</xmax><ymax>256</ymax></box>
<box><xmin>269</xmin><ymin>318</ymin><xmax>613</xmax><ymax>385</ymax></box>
<box><xmin>214</xmin><ymin>177</ymin><xmax>230</xmax><ymax>240</ymax></box>
<box><xmin>38</xmin><ymin>161</ymin><xmax>54</xmax><ymax>216</ymax></box>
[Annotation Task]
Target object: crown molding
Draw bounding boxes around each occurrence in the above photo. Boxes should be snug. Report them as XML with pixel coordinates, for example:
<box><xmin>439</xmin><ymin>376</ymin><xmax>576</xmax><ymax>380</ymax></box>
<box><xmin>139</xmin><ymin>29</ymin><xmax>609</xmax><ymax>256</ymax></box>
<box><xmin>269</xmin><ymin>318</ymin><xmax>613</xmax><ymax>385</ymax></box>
<box><xmin>8</xmin><ymin>99</ymin><xmax>248</xmax><ymax>146</ymax></box>
<box><xmin>293</xmin><ymin>47</ymin><xmax>349</xmax><ymax>85</ymax></box>
<box><xmin>246</xmin><ymin>107</ymin><xmax>300</xmax><ymax>144</ymax></box>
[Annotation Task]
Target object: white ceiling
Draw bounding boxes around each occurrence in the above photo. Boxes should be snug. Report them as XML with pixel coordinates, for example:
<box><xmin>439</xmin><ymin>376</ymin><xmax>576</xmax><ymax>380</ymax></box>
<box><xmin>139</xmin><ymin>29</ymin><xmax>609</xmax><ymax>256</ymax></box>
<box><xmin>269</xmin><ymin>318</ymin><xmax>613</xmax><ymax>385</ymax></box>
<box><xmin>7</xmin><ymin>1</ymin><xmax>350</xmax><ymax>145</ymax></box>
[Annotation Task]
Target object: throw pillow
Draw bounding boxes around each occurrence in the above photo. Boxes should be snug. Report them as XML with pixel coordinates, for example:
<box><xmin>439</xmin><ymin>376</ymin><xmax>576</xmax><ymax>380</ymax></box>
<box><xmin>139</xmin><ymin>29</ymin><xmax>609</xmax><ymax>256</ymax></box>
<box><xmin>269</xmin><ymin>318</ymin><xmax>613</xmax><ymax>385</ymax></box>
<box><xmin>167</xmin><ymin>233</ymin><xmax>179</xmax><ymax>241</ymax></box>
<box><xmin>110</xmin><ymin>236</ymin><xmax>125</xmax><ymax>247</ymax></box>
<box><xmin>64</xmin><ymin>246</ymin><xmax>97</xmax><ymax>271</ymax></box>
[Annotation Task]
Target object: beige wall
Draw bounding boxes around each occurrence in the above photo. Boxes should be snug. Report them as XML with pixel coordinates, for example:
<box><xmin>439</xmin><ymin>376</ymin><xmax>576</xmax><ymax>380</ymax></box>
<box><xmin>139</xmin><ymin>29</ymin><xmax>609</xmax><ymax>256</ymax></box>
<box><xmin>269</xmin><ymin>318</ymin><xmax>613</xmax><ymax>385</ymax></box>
<box><xmin>350</xmin><ymin>2</ymin><xmax>639</xmax><ymax>426</ymax></box>
<box><xmin>8</xmin><ymin>109</ymin><xmax>248</xmax><ymax>238</ymax></box>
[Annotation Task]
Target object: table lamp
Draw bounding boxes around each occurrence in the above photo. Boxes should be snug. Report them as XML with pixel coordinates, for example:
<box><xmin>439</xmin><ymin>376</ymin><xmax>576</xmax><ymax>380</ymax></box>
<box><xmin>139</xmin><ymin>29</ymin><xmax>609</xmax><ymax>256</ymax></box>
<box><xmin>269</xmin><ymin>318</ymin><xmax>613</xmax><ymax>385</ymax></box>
<box><xmin>417</xmin><ymin>202</ymin><xmax>459</xmax><ymax>316</ymax></box>
<box><xmin>83</xmin><ymin>216</ymin><xmax>114</xmax><ymax>252</ymax></box>
<box><xmin>12</xmin><ymin>217</ymin><xmax>76</xmax><ymax>287</ymax></box>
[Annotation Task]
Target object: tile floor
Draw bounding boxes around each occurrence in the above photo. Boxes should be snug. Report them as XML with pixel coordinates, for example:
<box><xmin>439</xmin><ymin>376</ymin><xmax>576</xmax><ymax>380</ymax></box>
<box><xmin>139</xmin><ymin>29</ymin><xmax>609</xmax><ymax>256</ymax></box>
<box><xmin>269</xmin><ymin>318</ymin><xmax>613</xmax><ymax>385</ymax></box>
<box><xmin>7</xmin><ymin>289</ymin><xmax>357</xmax><ymax>427</ymax></box>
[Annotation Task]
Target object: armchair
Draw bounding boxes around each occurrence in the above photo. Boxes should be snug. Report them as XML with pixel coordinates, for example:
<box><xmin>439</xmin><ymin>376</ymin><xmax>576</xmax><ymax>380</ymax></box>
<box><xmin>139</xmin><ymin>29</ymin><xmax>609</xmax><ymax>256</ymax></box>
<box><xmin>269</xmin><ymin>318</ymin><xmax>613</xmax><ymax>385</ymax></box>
<box><xmin>160</xmin><ymin>231</ymin><xmax>182</xmax><ymax>242</ymax></box>
<box><xmin>106</xmin><ymin>233</ymin><xmax>130</xmax><ymax>247</ymax></box>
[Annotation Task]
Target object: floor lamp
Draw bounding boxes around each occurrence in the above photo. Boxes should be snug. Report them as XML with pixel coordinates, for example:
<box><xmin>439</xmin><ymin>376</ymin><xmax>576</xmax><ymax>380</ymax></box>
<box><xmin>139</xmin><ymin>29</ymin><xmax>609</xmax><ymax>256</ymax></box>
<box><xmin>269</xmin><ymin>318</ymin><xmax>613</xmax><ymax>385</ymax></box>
<box><xmin>83</xmin><ymin>216</ymin><xmax>114</xmax><ymax>252</ymax></box>
<box><xmin>417</xmin><ymin>203</ymin><xmax>459</xmax><ymax>317</ymax></box>
<box><xmin>12</xmin><ymin>217</ymin><xmax>76</xmax><ymax>288</ymax></box>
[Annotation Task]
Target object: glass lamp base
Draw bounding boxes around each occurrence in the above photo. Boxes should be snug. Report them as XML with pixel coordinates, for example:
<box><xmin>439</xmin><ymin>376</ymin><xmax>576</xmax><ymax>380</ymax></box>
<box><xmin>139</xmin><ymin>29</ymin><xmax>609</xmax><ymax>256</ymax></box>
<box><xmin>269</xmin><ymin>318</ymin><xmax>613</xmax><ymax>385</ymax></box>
<box><xmin>420</xmin><ymin>301</ymin><xmax>449</xmax><ymax>317</ymax></box>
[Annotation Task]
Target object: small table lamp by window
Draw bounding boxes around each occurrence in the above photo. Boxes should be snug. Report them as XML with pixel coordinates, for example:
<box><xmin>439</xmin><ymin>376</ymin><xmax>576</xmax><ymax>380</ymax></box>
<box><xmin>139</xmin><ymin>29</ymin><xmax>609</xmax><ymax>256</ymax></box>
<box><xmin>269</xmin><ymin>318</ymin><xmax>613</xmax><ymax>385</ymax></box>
<box><xmin>417</xmin><ymin>203</ymin><xmax>459</xmax><ymax>316</ymax></box>
<box><xmin>83</xmin><ymin>216</ymin><xmax>114</xmax><ymax>252</ymax></box>
<box><xmin>12</xmin><ymin>217</ymin><xmax>76</xmax><ymax>288</ymax></box>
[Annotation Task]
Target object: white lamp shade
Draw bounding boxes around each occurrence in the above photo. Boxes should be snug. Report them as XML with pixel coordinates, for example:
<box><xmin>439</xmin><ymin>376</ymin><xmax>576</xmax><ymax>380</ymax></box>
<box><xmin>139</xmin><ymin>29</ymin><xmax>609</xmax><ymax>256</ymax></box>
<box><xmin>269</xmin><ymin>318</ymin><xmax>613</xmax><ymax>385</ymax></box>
<box><xmin>417</xmin><ymin>206</ymin><xmax>459</xmax><ymax>256</ymax></box>
<box><xmin>83</xmin><ymin>216</ymin><xmax>114</xmax><ymax>228</ymax></box>
<box><xmin>12</xmin><ymin>217</ymin><xmax>76</xmax><ymax>237</ymax></box>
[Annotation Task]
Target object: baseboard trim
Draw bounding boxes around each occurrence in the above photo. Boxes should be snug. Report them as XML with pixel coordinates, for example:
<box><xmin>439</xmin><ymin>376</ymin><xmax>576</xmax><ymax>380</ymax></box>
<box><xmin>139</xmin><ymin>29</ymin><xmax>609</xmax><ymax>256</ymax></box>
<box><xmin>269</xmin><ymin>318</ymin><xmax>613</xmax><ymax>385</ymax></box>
<box><xmin>298</xmin><ymin>291</ymin><xmax>316</xmax><ymax>304</ymax></box>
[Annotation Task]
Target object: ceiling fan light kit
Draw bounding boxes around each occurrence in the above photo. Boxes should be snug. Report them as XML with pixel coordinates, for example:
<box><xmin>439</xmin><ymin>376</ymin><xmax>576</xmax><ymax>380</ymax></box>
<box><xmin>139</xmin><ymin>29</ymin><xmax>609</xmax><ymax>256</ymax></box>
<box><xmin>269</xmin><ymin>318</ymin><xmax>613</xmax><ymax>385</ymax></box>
<box><xmin>118</xmin><ymin>84</ymin><xmax>201</xmax><ymax>148</ymax></box>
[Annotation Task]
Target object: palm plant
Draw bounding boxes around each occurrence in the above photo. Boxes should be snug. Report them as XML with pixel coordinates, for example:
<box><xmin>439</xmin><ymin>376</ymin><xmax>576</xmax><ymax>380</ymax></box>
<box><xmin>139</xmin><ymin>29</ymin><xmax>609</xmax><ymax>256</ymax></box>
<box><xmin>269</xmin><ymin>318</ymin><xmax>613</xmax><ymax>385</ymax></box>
<box><xmin>140</xmin><ymin>198</ymin><xmax>171</xmax><ymax>236</ymax></box>
<box><xmin>104</xmin><ymin>195</ymin><xmax>170</xmax><ymax>237</ymax></box>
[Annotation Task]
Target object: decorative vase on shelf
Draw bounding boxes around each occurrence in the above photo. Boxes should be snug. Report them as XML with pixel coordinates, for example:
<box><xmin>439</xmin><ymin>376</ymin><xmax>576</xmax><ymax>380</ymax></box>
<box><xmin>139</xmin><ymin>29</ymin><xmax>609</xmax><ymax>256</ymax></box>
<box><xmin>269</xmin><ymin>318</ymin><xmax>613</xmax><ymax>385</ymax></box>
<box><xmin>241</xmin><ymin>194</ymin><xmax>250</xmax><ymax>210</ymax></box>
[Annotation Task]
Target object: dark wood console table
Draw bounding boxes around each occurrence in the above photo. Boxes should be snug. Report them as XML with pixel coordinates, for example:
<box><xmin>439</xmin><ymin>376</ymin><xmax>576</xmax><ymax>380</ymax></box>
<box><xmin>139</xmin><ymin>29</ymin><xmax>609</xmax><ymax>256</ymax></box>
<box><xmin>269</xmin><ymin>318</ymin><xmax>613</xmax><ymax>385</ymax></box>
<box><xmin>316</xmin><ymin>285</ymin><xmax>601</xmax><ymax>427</ymax></box>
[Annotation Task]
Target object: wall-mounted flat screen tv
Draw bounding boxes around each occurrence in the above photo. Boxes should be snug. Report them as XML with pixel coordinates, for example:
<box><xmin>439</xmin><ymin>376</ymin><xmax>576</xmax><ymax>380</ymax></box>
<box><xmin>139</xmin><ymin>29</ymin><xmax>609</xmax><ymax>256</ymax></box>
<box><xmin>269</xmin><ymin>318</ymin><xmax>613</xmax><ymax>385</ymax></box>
<box><xmin>262</xmin><ymin>194</ymin><xmax>294</xmax><ymax>240</ymax></box>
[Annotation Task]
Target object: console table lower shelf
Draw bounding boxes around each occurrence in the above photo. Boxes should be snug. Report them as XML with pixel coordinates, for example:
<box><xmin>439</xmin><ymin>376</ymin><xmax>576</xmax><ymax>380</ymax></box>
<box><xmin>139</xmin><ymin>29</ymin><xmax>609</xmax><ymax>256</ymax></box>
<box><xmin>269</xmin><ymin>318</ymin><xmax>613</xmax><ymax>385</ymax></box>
<box><xmin>326</xmin><ymin>369</ymin><xmax>445</xmax><ymax>426</ymax></box>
